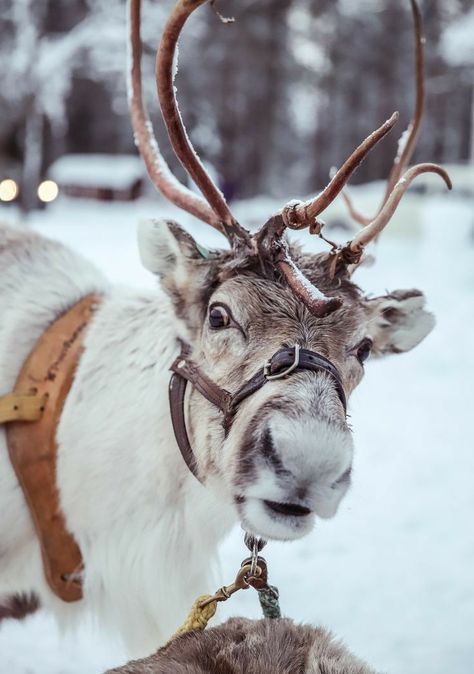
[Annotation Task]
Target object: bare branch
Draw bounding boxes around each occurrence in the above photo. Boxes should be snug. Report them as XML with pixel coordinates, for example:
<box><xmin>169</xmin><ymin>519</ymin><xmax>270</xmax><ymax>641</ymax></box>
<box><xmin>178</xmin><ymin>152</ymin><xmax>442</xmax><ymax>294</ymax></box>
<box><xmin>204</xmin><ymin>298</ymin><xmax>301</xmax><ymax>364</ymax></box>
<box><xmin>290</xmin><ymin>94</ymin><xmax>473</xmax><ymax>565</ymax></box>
<box><xmin>128</xmin><ymin>0</ymin><xmax>220</xmax><ymax>227</ymax></box>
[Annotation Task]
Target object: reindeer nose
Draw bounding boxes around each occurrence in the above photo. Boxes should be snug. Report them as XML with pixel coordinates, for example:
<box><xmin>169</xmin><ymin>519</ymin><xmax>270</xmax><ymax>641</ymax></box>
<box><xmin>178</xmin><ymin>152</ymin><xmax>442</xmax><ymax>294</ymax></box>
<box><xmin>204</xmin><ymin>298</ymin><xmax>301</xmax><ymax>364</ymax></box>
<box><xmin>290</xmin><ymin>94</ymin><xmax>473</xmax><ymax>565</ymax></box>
<box><xmin>263</xmin><ymin>500</ymin><xmax>312</xmax><ymax>518</ymax></box>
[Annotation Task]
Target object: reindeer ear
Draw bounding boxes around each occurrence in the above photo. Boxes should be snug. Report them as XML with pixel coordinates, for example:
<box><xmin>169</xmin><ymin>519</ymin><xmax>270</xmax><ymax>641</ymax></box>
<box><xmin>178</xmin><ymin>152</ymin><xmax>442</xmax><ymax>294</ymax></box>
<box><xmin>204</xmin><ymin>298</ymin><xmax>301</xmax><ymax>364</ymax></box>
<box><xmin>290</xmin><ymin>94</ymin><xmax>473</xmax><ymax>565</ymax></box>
<box><xmin>138</xmin><ymin>218</ymin><xmax>209</xmax><ymax>274</ymax></box>
<box><xmin>367</xmin><ymin>289</ymin><xmax>435</xmax><ymax>356</ymax></box>
<box><xmin>137</xmin><ymin>219</ymin><xmax>213</xmax><ymax>325</ymax></box>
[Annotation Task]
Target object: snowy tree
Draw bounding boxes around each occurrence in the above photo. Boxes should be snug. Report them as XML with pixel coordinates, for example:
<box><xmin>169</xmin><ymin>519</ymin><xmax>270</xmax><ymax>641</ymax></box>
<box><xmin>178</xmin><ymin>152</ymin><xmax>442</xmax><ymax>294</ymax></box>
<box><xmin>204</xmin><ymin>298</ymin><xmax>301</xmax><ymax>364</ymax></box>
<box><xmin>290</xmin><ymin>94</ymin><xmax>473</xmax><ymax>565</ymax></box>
<box><xmin>1</xmin><ymin>1</ymin><xmax>117</xmax><ymax>209</ymax></box>
<box><xmin>442</xmin><ymin>6</ymin><xmax>474</xmax><ymax>163</ymax></box>
<box><xmin>0</xmin><ymin>0</ymin><xmax>472</xmax><ymax>209</ymax></box>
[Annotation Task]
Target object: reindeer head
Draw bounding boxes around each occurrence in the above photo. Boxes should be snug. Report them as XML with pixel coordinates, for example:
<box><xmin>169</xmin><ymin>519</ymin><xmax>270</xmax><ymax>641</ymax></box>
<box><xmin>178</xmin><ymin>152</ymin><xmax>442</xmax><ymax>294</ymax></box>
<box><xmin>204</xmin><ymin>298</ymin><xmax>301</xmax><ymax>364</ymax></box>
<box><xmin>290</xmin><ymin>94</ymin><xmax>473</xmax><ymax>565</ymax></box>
<box><xmin>129</xmin><ymin>0</ymin><xmax>451</xmax><ymax>541</ymax></box>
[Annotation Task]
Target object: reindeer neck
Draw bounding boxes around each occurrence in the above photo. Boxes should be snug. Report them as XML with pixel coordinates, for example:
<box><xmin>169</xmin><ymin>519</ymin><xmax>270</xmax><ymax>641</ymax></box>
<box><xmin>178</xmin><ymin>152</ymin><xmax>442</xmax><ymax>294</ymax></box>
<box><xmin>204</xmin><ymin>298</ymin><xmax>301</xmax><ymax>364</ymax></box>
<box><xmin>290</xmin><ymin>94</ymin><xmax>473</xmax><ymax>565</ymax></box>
<box><xmin>61</xmin><ymin>287</ymin><xmax>235</xmax><ymax>545</ymax></box>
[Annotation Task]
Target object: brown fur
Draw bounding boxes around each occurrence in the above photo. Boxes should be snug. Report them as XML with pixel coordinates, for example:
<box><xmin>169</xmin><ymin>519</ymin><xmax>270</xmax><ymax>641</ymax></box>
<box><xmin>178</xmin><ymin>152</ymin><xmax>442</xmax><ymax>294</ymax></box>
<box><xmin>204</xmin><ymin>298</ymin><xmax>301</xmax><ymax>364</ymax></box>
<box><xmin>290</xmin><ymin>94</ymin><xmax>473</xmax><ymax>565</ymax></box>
<box><xmin>107</xmin><ymin>618</ymin><xmax>382</xmax><ymax>674</ymax></box>
<box><xmin>0</xmin><ymin>592</ymin><xmax>40</xmax><ymax>622</ymax></box>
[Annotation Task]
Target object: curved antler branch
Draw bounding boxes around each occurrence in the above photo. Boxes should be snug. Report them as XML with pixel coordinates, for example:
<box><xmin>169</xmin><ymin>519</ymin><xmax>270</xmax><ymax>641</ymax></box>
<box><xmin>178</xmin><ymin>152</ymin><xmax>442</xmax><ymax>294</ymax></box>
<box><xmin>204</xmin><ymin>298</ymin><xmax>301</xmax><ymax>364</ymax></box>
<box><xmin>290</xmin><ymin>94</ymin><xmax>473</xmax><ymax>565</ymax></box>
<box><xmin>156</xmin><ymin>0</ymin><xmax>250</xmax><ymax>245</ymax></box>
<box><xmin>128</xmin><ymin>0</ymin><xmax>220</xmax><ymax>227</ymax></box>
<box><xmin>257</xmin><ymin>112</ymin><xmax>399</xmax><ymax>244</ymax></box>
<box><xmin>254</xmin><ymin>113</ymin><xmax>399</xmax><ymax>319</ymax></box>
<box><xmin>340</xmin><ymin>190</ymin><xmax>371</xmax><ymax>226</ymax></box>
<box><xmin>293</xmin><ymin>112</ymin><xmax>399</xmax><ymax>226</ymax></box>
<box><xmin>337</xmin><ymin>163</ymin><xmax>452</xmax><ymax>266</ymax></box>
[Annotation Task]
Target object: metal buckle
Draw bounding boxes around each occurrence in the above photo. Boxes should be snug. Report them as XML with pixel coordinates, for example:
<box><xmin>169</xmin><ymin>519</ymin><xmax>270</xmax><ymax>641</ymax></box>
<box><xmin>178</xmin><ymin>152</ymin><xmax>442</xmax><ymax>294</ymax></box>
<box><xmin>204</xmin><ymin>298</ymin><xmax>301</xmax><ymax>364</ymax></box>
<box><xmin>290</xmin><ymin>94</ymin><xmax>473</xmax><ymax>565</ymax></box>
<box><xmin>263</xmin><ymin>344</ymin><xmax>300</xmax><ymax>381</ymax></box>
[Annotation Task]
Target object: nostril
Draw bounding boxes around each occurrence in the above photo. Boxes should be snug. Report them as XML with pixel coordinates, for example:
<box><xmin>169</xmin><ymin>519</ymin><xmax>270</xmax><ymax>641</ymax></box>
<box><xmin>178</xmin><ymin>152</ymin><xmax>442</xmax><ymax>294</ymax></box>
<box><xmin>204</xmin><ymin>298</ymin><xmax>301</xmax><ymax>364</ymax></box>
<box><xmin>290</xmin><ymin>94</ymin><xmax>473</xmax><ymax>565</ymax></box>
<box><xmin>331</xmin><ymin>466</ymin><xmax>352</xmax><ymax>489</ymax></box>
<box><xmin>263</xmin><ymin>500</ymin><xmax>312</xmax><ymax>517</ymax></box>
<box><xmin>261</xmin><ymin>427</ymin><xmax>275</xmax><ymax>459</ymax></box>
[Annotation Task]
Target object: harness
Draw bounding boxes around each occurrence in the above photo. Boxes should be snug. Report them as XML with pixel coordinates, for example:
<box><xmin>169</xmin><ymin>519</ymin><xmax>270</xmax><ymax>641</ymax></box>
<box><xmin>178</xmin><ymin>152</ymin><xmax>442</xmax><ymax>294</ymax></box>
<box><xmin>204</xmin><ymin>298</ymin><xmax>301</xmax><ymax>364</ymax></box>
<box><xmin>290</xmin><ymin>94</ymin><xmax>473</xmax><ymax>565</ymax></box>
<box><xmin>169</xmin><ymin>343</ymin><xmax>347</xmax><ymax>483</ymax></box>
<box><xmin>0</xmin><ymin>295</ymin><xmax>100</xmax><ymax>602</ymax></box>
<box><xmin>0</xmin><ymin>297</ymin><xmax>346</xmax><ymax>604</ymax></box>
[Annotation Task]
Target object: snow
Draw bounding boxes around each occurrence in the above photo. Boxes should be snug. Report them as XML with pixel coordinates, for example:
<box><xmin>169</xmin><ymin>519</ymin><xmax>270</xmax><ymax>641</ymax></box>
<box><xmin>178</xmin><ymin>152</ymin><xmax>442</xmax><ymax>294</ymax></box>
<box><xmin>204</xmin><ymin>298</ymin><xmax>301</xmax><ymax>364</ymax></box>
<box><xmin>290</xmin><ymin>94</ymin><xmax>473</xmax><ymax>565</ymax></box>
<box><xmin>280</xmin><ymin>239</ymin><xmax>328</xmax><ymax>301</ymax></box>
<box><xmin>394</xmin><ymin>124</ymin><xmax>413</xmax><ymax>165</ymax></box>
<box><xmin>442</xmin><ymin>8</ymin><xmax>474</xmax><ymax>66</ymax></box>
<box><xmin>0</xmin><ymin>185</ymin><xmax>473</xmax><ymax>674</ymax></box>
<box><xmin>48</xmin><ymin>155</ymin><xmax>144</xmax><ymax>190</ymax></box>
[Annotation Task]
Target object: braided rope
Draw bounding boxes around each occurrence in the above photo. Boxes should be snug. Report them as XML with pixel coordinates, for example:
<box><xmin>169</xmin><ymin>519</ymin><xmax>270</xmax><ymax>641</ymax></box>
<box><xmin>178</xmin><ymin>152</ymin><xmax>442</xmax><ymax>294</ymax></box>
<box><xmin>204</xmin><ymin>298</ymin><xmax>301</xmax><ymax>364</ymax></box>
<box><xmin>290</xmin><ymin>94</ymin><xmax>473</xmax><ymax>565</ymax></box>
<box><xmin>170</xmin><ymin>595</ymin><xmax>217</xmax><ymax>640</ymax></box>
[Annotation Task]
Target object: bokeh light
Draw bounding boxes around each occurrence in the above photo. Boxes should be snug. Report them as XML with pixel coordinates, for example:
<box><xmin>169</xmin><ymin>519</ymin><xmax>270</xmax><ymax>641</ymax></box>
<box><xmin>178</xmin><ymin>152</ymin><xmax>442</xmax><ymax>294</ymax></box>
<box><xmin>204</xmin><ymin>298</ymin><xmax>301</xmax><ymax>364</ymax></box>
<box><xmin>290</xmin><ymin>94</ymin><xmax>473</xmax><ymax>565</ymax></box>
<box><xmin>37</xmin><ymin>180</ymin><xmax>59</xmax><ymax>203</ymax></box>
<box><xmin>0</xmin><ymin>179</ymin><xmax>18</xmax><ymax>202</ymax></box>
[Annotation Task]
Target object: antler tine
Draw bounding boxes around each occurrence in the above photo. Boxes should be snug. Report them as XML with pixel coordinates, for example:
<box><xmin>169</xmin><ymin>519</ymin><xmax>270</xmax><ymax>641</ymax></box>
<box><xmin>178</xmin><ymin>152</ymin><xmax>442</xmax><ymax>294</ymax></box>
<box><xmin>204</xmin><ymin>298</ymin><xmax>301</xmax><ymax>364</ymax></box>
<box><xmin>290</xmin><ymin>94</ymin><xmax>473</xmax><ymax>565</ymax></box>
<box><xmin>253</xmin><ymin>113</ymin><xmax>399</xmax><ymax>319</ymax></box>
<box><xmin>258</xmin><ymin>112</ymin><xmax>399</xmax><ymax>244</ymax></box>
<box><xmin>295</xmin><ymin>112</ymin><xmax>399</xmax><ymax>225</ymax></box>
<box><xmin>337</xmin><ymin>163</ymin><xmax>452</xmax><ymax>266</ymax></box>
<box><xmin>156</xmin><ymin>0</ymin><xmax>250</xmax><ymax>245</ymax></box>
<box><xmin>341</xmin><ymin>0</ymin><xmax>425</xmax><ymax>225</ymax></box>
<box><xmin>275</xmin><ymin>247</ymin><xmax>343</xmax><ymax>318</ymax></box>
<box><xmin>128</xmin><ymin>0</ymin><xmax>220</xmax><ymax>227</ymax></box>
<box><xmin>340</xmin><ymin>190</ymin><xmax>370</xmax><ymax>226</ymax></box>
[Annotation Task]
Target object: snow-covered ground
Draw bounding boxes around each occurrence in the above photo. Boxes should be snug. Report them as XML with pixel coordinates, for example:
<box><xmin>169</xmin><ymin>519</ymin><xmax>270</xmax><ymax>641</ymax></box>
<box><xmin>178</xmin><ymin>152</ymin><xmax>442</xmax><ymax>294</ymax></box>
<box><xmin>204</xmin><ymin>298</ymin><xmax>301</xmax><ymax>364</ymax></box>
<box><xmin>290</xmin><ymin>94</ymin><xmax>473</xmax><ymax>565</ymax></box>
<box><xmin>0</xmin><ymin>187</ymin><xmax>473</xmax><ymax>674</ymax></box>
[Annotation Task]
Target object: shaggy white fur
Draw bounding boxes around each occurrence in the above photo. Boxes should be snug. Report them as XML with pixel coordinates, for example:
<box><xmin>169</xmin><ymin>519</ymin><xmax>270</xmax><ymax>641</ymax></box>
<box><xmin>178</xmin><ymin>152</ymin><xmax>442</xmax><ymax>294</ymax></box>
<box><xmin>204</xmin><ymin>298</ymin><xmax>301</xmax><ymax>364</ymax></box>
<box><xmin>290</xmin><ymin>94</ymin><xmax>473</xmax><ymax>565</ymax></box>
<box><xmin>0</xmin><ymin>224</ymin><xmax>234</xmax><ymax>656</ymax></box>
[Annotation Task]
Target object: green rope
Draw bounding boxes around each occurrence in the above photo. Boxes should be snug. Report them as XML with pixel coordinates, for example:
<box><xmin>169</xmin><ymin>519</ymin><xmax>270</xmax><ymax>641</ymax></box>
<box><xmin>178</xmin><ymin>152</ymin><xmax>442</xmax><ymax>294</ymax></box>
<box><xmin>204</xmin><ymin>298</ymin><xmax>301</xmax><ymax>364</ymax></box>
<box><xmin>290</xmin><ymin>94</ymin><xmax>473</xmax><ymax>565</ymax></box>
<box><xmin>257</xmin><ymin>584</ymin><xmax>281</xmax><ymax>620</ymax></box>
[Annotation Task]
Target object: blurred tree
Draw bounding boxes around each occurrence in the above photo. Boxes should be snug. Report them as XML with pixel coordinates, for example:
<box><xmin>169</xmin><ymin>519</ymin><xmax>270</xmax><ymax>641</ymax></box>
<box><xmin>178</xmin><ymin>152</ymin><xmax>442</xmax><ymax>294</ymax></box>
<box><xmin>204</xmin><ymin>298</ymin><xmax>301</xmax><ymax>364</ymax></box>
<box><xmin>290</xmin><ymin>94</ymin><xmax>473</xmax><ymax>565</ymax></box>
<box><xmin>0</xmin><ymin>0</ymin><xmax>472</xmax><ymax>212</ymax></box>
<box><xmin>442</xmin><ymin>4</ymin><xmax>474</xmax><ymax>163</ymax></box>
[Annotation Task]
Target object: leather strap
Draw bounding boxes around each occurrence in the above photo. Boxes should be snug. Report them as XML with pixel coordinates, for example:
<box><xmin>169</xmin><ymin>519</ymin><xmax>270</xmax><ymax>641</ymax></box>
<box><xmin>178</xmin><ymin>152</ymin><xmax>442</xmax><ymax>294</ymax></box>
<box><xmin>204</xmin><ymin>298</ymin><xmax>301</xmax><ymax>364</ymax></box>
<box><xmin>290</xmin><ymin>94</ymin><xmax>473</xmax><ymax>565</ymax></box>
<box><xmin>169</xmin><ymin>372</ymin><xmax>200</xmax><ymax>479</ymax></box>
<box><xmin>228</xmin><ymin>347</ymin><xmax>346</xmax><ymax>423</ymax></box>
<box><xmin>169</xmin><ymin>345</ymin><xmax>346</xmax><ymax>483</ymax></box>
<box><xmin>4</xmin><ymin>295</ymin><xmax>100</xmax><ymax>602</ymax></box>
<box><xmin>0</xmin><ymin>393</ymin><xmax>47</xmax><ymax>424</ymax></box>
<box><xmin>170</xmin><ymin>352</ymin><xmax>232</xmax><ymax>413</ymax></box>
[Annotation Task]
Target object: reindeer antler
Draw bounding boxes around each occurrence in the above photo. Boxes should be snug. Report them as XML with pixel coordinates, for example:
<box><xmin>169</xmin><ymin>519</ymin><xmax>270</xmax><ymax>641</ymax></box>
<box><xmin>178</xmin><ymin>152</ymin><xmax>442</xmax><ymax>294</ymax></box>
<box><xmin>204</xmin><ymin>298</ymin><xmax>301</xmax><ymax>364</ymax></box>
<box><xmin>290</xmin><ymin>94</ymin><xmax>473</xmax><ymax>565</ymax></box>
<box><xmin>128</xmin><ymin>0</ymin><xmax>340</xmax><ymax>317</ymax></box>
<box><xmin>341</xmin><ymin>0</ymin><xmax>425</xmax><ymax>227</ymax></box>
<box><xmin>254</xmin><ymin>112</ymin><xmax>401</xmax><ymax>317</ymax></box>
<box><xmin>335</xmin><ymin>163</ymin><xmax>452</xmax><ymax>269</ymax></box>
<box><xmin>129</xmin><ymin>0</ymin><xmax>250</xmax><ymax>245</ymax></box>
<box><xmin>156</xmin><ymin>0</ymin><xmax>251</xmax><ymax>246</ymax></box>
<box><xmin>129</xmin><ymin>0</ymin><xmax>218</xmax><ymax>227</ymax></box>
<box><xmin>257</xmin><ymin>112</ymin><xmax>399</xmax><ymax>245</ymax></box>
<box><xmin>129</xmin><ymin>0</ymin><xmax>451</xmax><ymax>319</ymax></box>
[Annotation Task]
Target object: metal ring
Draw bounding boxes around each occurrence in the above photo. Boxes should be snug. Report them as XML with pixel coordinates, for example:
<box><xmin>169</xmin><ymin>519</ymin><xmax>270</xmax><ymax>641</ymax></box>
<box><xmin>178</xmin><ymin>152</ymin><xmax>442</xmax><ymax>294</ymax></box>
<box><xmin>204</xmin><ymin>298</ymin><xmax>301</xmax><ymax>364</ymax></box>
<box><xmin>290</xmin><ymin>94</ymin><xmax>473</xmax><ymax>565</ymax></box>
<box><xmin>263</xmin><ymin>344</ymin><xmax>300</xmax><ymax>381</ymax></box>
<box><xmin>244</xmin><ymin>533</ymin><xmax>267</xmax><ymax>554</ymax></box>
<box><xmin>243</xmin><ymin>533</ymin><xmax>267</xmax><ymax>578</ymax></box>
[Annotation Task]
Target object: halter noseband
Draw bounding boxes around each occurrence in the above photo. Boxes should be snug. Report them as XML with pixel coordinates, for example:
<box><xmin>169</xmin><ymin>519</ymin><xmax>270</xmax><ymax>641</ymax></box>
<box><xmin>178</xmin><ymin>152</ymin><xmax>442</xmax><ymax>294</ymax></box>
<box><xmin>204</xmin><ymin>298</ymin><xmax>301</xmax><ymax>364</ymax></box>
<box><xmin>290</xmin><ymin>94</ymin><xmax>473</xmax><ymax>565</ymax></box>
<box><xmin>169</xmin><ymin>344</ymin><xmax>347</xmax><ymax>483</ymax></box>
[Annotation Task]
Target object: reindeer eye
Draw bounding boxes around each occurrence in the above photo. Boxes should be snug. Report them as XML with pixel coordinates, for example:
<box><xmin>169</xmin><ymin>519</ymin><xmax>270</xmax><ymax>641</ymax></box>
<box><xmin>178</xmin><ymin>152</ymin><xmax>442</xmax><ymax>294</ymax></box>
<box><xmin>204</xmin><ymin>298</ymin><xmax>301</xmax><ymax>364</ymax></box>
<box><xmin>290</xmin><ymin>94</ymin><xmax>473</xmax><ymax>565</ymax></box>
<box><xmin>356</xmin><ymin>338</ymin><xmax>373</xmax><ymax>364</ymax></box>
<box><xmin>209</xmin><ymin>304</ymin><xmax>231</xmax><ymax>329</ymax></box>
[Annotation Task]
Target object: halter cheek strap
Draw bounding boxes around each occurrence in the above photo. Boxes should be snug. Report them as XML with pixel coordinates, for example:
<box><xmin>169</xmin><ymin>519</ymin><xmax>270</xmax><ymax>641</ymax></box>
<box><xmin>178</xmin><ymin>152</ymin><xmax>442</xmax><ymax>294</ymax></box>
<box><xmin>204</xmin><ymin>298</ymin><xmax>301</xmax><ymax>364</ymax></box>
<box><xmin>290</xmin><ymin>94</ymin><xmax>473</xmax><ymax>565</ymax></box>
<box><xmin>169</xmin><ymin>344</ymin><xmax>347</xmax><ymax>483</ymax></box>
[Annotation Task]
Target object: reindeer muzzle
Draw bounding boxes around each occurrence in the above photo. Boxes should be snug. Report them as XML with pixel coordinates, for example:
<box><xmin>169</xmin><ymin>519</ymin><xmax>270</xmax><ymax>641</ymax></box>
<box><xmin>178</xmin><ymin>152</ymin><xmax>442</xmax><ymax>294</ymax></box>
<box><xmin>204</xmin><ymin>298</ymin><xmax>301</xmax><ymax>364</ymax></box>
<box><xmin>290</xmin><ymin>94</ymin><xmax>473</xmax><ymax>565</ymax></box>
<box><xmin>169</xmin><ymin>344</ymin><xmax>346</xmax><ymax>483</ymax></box>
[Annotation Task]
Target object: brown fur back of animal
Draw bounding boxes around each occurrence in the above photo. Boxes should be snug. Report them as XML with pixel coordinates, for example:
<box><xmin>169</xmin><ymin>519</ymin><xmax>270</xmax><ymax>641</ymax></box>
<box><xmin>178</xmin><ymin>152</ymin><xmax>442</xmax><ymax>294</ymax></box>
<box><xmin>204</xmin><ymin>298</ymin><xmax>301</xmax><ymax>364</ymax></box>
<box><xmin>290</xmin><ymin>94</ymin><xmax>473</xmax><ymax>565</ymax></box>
<box><xmin>0</xmin><ymin>593</ymin><xmax>40</xmax><ymax>622</ymax></box>
<box><xmin>107</xmin><ymin>618</ymin><xmax>382</xmax><ymax>674</ymax></box>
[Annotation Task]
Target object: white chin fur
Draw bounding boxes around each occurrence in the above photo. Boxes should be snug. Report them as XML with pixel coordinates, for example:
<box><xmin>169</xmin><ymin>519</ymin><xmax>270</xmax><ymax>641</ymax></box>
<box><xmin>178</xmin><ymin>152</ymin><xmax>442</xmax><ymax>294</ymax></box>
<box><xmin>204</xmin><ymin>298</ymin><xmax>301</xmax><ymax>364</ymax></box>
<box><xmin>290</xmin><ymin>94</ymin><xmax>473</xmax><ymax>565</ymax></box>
<box><xmin>235</xmin><ymin>411</ymin><xmax>353</xmax><ymax>541</ymax></box>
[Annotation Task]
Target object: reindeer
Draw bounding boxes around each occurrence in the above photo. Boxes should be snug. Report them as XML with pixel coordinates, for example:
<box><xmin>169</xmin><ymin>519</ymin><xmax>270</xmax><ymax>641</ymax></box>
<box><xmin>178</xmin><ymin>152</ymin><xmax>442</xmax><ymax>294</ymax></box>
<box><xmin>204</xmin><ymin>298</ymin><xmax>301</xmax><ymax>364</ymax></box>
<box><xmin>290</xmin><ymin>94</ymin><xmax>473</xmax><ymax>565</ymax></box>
<box><xmin>107</xmin><ymin>617</ymin><xmax>383</xmax><ymax>674</ymax></box>
<box><xmin>0</xmin><ymin>0</ymin><xmax>450</xmax><ymax>660</ymax></box>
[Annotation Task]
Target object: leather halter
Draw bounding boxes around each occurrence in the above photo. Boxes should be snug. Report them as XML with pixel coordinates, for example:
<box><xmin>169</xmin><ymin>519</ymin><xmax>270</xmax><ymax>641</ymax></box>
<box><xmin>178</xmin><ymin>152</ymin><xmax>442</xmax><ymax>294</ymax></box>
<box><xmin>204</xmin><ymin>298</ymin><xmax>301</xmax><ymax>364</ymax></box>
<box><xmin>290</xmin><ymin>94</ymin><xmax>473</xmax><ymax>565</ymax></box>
<box><xmin>169</xmin><ymin>344</ymin><xmax>347</xmax><ymax>483</ymax></box>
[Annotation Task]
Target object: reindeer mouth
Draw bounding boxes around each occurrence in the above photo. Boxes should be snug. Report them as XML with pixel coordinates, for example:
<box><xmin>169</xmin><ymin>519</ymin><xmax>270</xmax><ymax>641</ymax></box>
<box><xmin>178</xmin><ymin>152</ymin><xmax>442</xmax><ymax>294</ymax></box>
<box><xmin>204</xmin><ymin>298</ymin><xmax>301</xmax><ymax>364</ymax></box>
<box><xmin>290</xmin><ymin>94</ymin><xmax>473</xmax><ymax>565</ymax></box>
<box><xmin>263</xmin><ymin>500</ymin><xmax>312</xmax><ymax>518</ymax></box>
